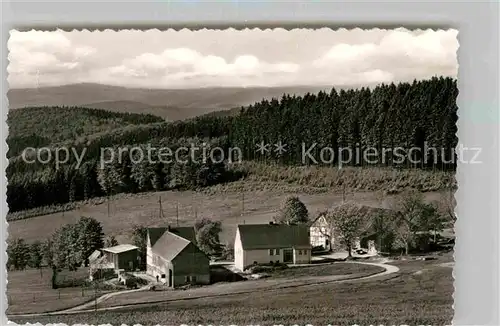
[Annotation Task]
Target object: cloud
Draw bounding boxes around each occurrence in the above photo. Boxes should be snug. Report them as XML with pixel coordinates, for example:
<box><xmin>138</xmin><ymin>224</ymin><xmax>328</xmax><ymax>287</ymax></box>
<box><xmin>7</xmin><ymin>30</ymin><xmax>96</xmax><ymax>87</ymax></box>
<box><xmin>105</xmin><ymin>48</ymin><xmax>300</xmax><ymax>87</ymax></box>
<box><xmin>7</xmin><ymin>29</ymin><xmax>458</xmax><ymax>89</ymax></box>
<box><xmin>312</xmin><ymin>29</ymin><xmax>458</xmax><ymax>85</ymax></box>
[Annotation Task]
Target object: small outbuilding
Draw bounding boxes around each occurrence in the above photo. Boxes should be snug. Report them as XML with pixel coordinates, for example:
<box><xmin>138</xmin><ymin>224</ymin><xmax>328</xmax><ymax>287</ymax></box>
<box><xmin>101</xmin><ymin>244</ymin><xmax>139</xmax><ymax>271</ymax></box>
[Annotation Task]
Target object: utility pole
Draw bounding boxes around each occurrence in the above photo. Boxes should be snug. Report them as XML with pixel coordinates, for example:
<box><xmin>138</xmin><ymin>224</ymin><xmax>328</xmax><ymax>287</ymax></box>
<box><xmin>107</xmin><ymin>194</ymin><xmax>110</xmax><ymax>218</ymax></box>
<box><xmin>158</xmin><ymin>196</ymin><xmax>163</xmax><ymax>219</ymax></box>
<box><xmin>241</xmin><ymin>193</ymin><xmax>245</xmax><ymax>216</ymax></box>
<box><xmin>342</xmin><ymin>183</ymin><xmax>346</xmax><ymax>204</ymax></box>
<box><xmin>176</xmin><ymin>202</ymin><xmax>179</xmax><ymax>226</ymax></box>
<box><xmin>241</xmin><ymin>192</ymin><xmax>245</xmax><ymax>225</ymax></box>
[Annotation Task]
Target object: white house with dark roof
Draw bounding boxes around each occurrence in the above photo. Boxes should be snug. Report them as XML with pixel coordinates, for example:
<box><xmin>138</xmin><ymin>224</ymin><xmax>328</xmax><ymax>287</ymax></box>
<box><xmin>309</xmin><ymin>213</ymin><xmax>333</xmax><ymax>251</ymax></box>
<box><xmin>146</xmin><ymin>226</ymin><xmax>210</xmax><ymax>288</ymax></box>
<box><xmin>234</xmin><ymin>222</ymin><xmax>312</xmax><ymax>271</ymax></box>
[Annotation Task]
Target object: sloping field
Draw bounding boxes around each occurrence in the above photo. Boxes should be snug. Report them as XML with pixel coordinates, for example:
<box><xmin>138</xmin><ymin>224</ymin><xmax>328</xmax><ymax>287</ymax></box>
<box><xmin>6</xmin><ymin>267</ymin><xmax>103</xmax><ymax>315</ymax></box>
<box><xmin>7</xmin><ymin>188</ymin><xmax>444</xmax><ymax>245</ymax></box>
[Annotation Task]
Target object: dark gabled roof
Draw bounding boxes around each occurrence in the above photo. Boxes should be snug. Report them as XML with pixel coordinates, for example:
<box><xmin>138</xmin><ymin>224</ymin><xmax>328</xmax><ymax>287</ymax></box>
<box><xmin>168</xmin><ymin>226</ymin><xmax>197</xmax><ymax>245</ymax></box>
<box><xmin>147</xmin><ymin>226</ymin><xmax>200</xmax><ymax>261</ymax></box>
<box><xmin>148</xmin><ymin>227</ymin><xmax>169</xmax><ymax>247</ymax></box>
<box><xmin>237</xmin><ymin>223</ymin><xmax>311</xmax><ymax>250</ymax></box>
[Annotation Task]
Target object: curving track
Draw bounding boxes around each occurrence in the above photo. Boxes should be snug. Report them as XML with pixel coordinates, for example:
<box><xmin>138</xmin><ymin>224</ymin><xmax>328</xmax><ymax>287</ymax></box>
<box><xmin>8</xmin><ymin>260</ymin><xmax>400</xmax><ymax>318</ymax></box>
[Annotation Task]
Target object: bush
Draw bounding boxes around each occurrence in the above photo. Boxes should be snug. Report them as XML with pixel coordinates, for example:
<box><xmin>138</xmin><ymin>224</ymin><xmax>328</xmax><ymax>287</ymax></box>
<box><xmin>312</xmin><ymin>245</ymin><xmax>326</xmax><ymax>252</ymax></box>
<box><xmin>55</xmin><ymin>277</ymin><xmax>87</xmax><ymax>288</ymax></box>
<box><xmin>220</xmin><ymin>243</ymin><xmax>234</xmax><ymax>261</ymax></box>
<box><xmin>91</xmin><ymin>269</ymin><xmax>116</xmax><ymax>281</ymax></box>
<box><xmin>247</xmin><ymin>262</ymin><xmax>289</xmax><ymax>273</ymax></box>
<box><xmin>122</xmin><ymin>273</ymin><xmax>148</xmax><ymax>288</ymax></box>
<box><xmin>125</xmin><ymin>278</ymin><xmax>138</xmax><ymax>289</ymax></box>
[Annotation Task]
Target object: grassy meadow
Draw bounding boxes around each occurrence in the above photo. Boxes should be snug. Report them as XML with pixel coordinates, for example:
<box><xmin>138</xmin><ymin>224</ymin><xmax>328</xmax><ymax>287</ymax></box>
<box><xmin>10</xmin><ymin>254</ymin><xmax>454</xmax><ymax>325</ymax></box>
<box><xmin>7</xmin><ymin>184</ymin><xmax>447</xmax><ymax>246</ymax></box>
<box><xmin>6</xmin><ymin>267</ymin><xmax>106</xmax><ymax>314</ymax></box>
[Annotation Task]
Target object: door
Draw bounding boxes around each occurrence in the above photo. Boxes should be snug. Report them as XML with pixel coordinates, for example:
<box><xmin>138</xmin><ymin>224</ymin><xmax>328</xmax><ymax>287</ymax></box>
<box><xmin>168</xmin><ymin>269</ymin><xmax>173</xmax><ymax>287</ymax></box>
<box><xmin>283</xmin><ymin>249</ymin><xmax>293</xmax><ymax>263</ymax></box>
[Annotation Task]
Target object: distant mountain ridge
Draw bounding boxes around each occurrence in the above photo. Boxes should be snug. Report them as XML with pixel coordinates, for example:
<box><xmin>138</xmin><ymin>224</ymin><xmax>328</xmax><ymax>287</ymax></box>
<box><xmin>7</xmin><ymin>83</ymin><xmax>338</xmax><ymax>121</ymax></box>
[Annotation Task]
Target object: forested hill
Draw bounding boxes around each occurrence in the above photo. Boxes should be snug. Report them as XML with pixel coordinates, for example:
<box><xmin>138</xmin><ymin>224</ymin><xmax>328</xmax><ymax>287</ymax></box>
<box><xmin>7</xmin><ymin>106</ymin><xmax>165</xmax><ymax>158</ymax></box>
<box><xmin>229</xmin><ymin>76</ymin><xmax>458</xmax><ymax>167</ymax></box>
<box><xmin>8</xmin><ymin>83</ymin><xmax>333</xmax><ymax>120</ymax></box>
<box><xmin>7</xmin><ymin>76</ymin><xmax>457</xmax><ymax>214</ymax></box>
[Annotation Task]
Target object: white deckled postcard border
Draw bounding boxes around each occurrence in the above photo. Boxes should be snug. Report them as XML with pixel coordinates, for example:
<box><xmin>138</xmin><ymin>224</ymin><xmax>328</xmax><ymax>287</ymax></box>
<box><xmin>1</xmin><ymin>1</ymin><xmax>499</xmax><ymax>326</ymax></box>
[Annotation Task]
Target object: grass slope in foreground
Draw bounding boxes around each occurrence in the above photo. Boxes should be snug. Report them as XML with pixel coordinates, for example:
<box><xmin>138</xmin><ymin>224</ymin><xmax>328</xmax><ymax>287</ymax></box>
<box><xmin>11</xmin><ymin>255</ymin><xmax>453</xmax><ymax>325</ymax></box>
<box><xmin>7</xmin><ymin>267</ymin><xmax>106</xmax><ymax>314</ymax></box>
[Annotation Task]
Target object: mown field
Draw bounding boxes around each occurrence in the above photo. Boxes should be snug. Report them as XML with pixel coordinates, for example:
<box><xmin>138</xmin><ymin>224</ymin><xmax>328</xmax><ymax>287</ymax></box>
<box><xmin>11</xmin><ymin>255</ymin><xmax>454</xmax><ymax>325</ymax></box>
<box><xmin>6</xmin><ymin>267</ymin><xmax>107</xmax><ymax>314</ymax></box>
<box><xmin>7</xmin><ymin>185</ymin><xmax>446</xmax><ymax>246</ymax></box>
<box><xmin>270</xmin><ymin>261</ymin><xmax>384</xmax><ymax>279</ymax></box>
<box><xmin>90</xmin><ymin>262</ymin><xmax>385</xmax><ymax>309</ymax></box>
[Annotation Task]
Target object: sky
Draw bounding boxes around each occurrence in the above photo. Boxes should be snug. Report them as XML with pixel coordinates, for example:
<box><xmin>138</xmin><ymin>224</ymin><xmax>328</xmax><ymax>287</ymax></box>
<box><xmin>7</xmin><ymin>28</ymin><xmax>459</xmax><ymax>89</ymax></box>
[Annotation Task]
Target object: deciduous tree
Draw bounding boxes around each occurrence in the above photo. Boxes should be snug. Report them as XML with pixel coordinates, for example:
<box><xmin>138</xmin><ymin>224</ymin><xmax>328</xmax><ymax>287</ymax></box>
<box><xmin>131</xmin><ymin>225</ymin><xmax>147</xmax><ymax>269</ymax></box>
<box><xmin>194</xmin><ymin>217</ymin><xmax>222</xmax><ymax>256</ymax></box>
<box><xmin>327</xmin><ymin>203</ymin><xmax>366</xmax><ymax>257</ymax></box>
<box><xmin>274</xmin><ymin>196</ymin><xmax>309</xmax><ymax>225</ymax></box>
<box><xmin>105</xmin><ymin>235</ymin><xmax>119</xmax><ymax>248</ymax></box>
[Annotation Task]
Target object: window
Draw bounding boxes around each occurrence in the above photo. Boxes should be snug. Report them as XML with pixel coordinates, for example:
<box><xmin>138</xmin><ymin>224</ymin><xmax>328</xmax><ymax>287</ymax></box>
<box><xmin>191</xmin><ymin>276</ymin><xmax>197</xmax><ymax>283</ymax></box>
<box><xmin>269</xmin><ymin>249</ymin><xmax>280</xmax><ymax>255</ymax></box>
<box><xmin>161</xmin><ymin>274</ymin><xmax>166</xmax><ymax>279</ymax></box>
<box><xmin>185</xmin><ymin>276</ymin><xmax>191</xmax><ymax>283</ymax></box>
<box><xmin>298</xmin><ymin>250</ymin><xmax>302</xmax><ymax>255</ymax></box>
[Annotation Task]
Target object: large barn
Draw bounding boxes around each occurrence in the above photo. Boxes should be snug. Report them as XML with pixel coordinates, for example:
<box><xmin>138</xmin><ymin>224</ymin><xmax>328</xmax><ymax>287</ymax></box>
<box><xmin>146</xmin><ymin>226</ymin><xmax>210</xmax><ymax>288</ymax></box>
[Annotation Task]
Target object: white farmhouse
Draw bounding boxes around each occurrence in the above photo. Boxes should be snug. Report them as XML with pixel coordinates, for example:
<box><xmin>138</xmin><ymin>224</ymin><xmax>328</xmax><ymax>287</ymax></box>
<box><xmin>308</xmin><ymin>213</ymin><xmax>333</xmax><ymax>251</ymax></box>
<box><xmin>234</xmin><ymin>222</ymin><xmax>311</xmax><ymax>271</ymax></box>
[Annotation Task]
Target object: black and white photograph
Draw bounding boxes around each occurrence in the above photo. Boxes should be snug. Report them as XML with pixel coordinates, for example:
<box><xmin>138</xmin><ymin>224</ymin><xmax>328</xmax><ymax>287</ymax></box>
<box><xmin>6</xmin><ymin>27</ymin><xmax>459</xmax><ymax>325</ymax></box>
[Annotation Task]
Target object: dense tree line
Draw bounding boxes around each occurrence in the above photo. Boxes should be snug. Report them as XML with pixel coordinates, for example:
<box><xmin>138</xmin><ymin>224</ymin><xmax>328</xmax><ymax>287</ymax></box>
<box><xmin>229</xmin><ymin>77</ymin><xmax>458</xmax><ymax>168</ymax></box>
<box><xmin>7</xmin><ymin>137</ymin><xmax>236</xmax><ymax>212</ymax></box>
<box><xmin>7</xmin><ymin>77</ymin><xmax>457</xmax><ymax>213</ymax></box>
